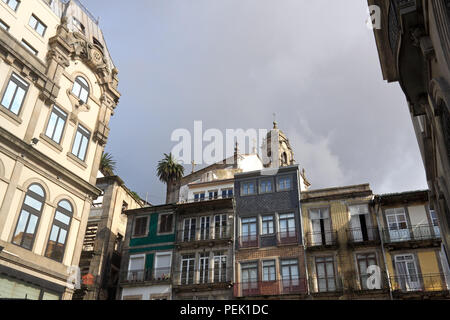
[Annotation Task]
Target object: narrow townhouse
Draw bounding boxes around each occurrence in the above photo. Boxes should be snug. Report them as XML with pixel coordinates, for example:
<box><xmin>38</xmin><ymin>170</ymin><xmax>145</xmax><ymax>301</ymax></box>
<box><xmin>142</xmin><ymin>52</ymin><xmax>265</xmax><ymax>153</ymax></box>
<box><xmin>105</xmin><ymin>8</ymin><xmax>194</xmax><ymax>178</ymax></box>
<box><xmin>119</xmin><ymin>204</ymin><xmax>176</xmax><ymax>300</ymax></box>
<box><xmin>172</xmin><ymin>198</ymin><xmax>234</xmax><ymax>300</ymax></box>
<box><xmin>301</xmin><ymin>184</ymin><xmax>390</xmax><ymax>300</ymax></box>
<box><xmin>374</xmin><ymin>190</ymin><xmax>450</xmax><ymax>299</ymax></box>
<box><xmin>233</xmin><ymin>165</ymin><xmax>309</xmax><ymax>299</ymax></box>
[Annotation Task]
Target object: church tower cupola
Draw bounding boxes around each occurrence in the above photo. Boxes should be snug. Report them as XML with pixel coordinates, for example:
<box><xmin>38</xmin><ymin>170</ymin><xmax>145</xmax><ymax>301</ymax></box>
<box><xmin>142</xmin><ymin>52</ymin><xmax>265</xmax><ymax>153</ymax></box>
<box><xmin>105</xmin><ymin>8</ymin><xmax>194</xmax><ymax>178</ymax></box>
<box><xmin>261</xmin><ymin>121</ymin><xmax>295</xmax><ymax>169</ymax></box>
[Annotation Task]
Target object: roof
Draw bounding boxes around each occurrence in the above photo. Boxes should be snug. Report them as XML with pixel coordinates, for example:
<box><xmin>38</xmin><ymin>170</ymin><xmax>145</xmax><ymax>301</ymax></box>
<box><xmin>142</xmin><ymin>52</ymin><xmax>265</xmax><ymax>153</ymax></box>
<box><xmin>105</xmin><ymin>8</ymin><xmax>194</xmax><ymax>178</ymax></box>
<box><xmin>375</xmin><ymin>190</ymin><xmax>429</xmax><ymax>205</ymax></box>
<box><xmin>48</xmin><ymin>0</ymin><xmax>116</xmax><ymax>70</ymax></box>
<box><xmin>301</xmin><ymin>184</ymin><xmax>373</xmax><ymax>202</ymax></box>
<box><xmin>234</xmin><ymin>164</ymin><xmax>300</xmax><ymax>179</ymax></box>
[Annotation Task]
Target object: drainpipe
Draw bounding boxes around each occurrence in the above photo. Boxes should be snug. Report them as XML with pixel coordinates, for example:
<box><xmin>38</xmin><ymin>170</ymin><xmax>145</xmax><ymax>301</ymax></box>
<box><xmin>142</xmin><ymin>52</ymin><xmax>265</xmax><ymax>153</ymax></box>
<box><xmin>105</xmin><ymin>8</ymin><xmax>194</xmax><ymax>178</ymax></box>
<box><xmin>232</xmin><ymin>197</ymin><xmax>237</xmax><ymax>292</ymax></box>
<box><xmin>298</xmin><ymin>170</ymin><xmax>310</xmax><ymax>297</ymax></box>
<box><xmin>374</xmin><ymin>195</ymin><xmax>393</xmax><ymax>300</ymax></box>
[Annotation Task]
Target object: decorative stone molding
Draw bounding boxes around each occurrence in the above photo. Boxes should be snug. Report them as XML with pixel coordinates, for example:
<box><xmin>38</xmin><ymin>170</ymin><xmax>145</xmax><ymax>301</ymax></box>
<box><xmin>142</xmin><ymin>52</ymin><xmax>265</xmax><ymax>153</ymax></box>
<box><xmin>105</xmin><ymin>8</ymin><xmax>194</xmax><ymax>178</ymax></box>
<box><xmin>93</xmin><ymin>121</ymin><xmax>110</xmax><ymax>146</ymax></box>
<box><xmin>48</xmin><ymin>18</ymin><xmax>121</xmax><ymax>108</ymax></box>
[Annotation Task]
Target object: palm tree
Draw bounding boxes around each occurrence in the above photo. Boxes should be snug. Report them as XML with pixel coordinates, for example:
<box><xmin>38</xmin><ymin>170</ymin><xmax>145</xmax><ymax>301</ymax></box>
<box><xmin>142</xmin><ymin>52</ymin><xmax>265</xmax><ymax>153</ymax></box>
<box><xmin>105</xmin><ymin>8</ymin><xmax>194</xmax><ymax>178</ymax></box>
<box><xmin>100</xmin><ymin>152</ymin><xmax>116</xmax><ymax>176</ymax></box>
<box><xmin>157</xmin><ymin>153</ymin><xmax>184</xmax><ymax>204</ymax></box>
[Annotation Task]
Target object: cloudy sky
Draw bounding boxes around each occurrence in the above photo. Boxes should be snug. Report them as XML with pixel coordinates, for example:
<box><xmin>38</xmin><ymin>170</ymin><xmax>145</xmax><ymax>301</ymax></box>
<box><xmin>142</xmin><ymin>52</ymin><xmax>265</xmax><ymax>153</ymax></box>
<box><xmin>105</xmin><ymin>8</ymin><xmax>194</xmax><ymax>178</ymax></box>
<box><xmin>85</xmin><ymin>0</ymin><xmax>428</xmax><ymax>205</ymax></box>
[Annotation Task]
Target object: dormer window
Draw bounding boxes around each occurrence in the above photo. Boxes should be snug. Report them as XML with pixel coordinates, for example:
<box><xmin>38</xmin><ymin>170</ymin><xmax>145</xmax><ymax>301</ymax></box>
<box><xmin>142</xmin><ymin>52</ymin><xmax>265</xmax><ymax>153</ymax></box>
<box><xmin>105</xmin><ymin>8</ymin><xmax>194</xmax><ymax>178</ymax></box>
<box><xmin>71</xmin><ymin>76</ymin><xmax>89</xmax><ymax>104</ymax></box>
<box><xmin>93</xmin><ymin>37</ymin><xmax>104</xmax><ymax>50</ymax></box>
<box><xmin>72</xmin><ymin>17</ymin><xmax>85</xmax><ymax>35</ymax></box>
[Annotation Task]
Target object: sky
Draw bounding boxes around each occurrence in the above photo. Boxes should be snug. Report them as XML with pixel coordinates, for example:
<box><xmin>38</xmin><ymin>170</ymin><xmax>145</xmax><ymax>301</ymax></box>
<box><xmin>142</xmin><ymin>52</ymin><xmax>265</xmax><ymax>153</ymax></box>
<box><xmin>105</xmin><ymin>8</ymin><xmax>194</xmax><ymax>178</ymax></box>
<box><xmin>84</xmin><ymin>0</ymin><xmax>428</xmax><ymax>205</ymax></box>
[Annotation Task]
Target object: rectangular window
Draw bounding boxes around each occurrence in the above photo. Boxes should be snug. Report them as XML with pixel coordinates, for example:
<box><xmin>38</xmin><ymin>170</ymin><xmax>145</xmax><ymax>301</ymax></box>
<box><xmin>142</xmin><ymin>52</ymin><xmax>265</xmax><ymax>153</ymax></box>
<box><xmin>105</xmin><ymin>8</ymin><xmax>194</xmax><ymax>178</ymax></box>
<box><xmin>29</xmin><ymin>14</ymin><xmax>46</xmax><ymax>36</ymax></box>
<box><xmin>241</xmin><ymin>217</ymin><xmax>258</xmax><ymax>247</ymax></box>
<box><xmin>261</xmin><ymin>216</ymin><xmax>274</xmax><ymax>235</ymax></box>
<box><xmin>200</xmin><ymin>216</ymin><xmax>210</xmax><ymax>240</ymax></box>
<box><xmin>278</xmin><ymin>176</ymin><xmax>292</xmax><ymax>191</ymax></box>
<box><xmin>158</xmin><ymin>213</ymin><xmax>173</xmax><ymax>234</ymax></box>
<box><xmin>395</xmin><ymin>255</ymin><xmax>421</xmax><ymax>292</ymax></box>
<box><xmin>386</xmin><ymin>208</ymin><xmax>410</xmax><ymax>242</ymax></box>
<box><xmin>199</xmin><ymin>253</ymin><xmax>209</xmax><ymax>284</ymax></box>
<box><xmin>128</xmin><ymin>255</ymin><xmax>145</xmax><ymax>281</ymax></box>
<box><xmin>208</xmin><ymin>190</ymin><xmax>218</xmax><ymax>200</ymax></box>
<box><xmin>279</xmin><ymin>213</ymin><xmax>296</xmax><ymax>241</ymax></box>
<box><xmin>430</xmin><ymin>209</ymin><xmax>441</xmax><ymax>237</ymax></box>
<box><xmin>1</xmin><ymin>73</ymin><xmax>29</xmax><ymax>115</ymax></box>
<box><xmin>309</xmin><ymin>208</ymin><xmax>333</xmax><ymax>246</ymax></box>
<box><xmin>194</xmin><ymin>192</ymin><xmax>205</xmax><ymax>202</ymax></box>
<box><xmin>214</xmin><ymin>253</ymin><xmax>227</xmax><ymax>283</ymax></box>
<box><xmin>71</xmin><ymin>124</ymin><xmax>90</xmax><ymax>161</ymax></box>
<box><xmin>241</xmin><ymin>262</ymin><xmax>258</xmax><ymax>294</ymax></box>
<box><xmin>214</xmin><ymin>214</ymin><xmax>227</xmax><ymax>239</ymax></box>
<box><xmin>45</xmin><ymin>106</ymin><xmax>67</xmax><ymax>144</ymax></box>
<box><xmin>0</xmin><ymin>19</ymin><xmax>9</xmax><ymax>31</ymax></box>
<box><xmin>259</xmin><ymin>179</ymin><xmax>273</xmax><ymax>193</ymax></box>
<box><xmin>181</xmin><ymin>255</ymin><xmax>195</xmax><ymax>285</ymax></box>
<box><xmin>242</xmin><ymin>182</ymin><xmax>256</xmax><ymax>195</ymax></box>
<box><xmin>349</xmin><ymin>204</ymin><xmax>373</xmax><ymax>242</ymax></box>
<box><xmin>2</xmin><ymin>0</ymin><xmax>20</xmax><ymax>11</ymax></box>
<box><xmin>132</xmin><ymin>216</ymin><xmax>148</xmax><ymax>237</ymax></box>
<box><xmin>154</xmin><ymin>253</ymin><xmax>171</xmax><ymax>280</ymax></box>
<box><xmin>262</xmin><ymin>260</ymin><xmax>276</xmax><ymax>282</ymax></box>
<box><xmin>222</xmin><ymin>188</ymin><xmax>233</xmax><ymax>199</ymax></box>
<box><xmin>21</xmin><ymin>39</ymin><xmax>38</xmax><ymax>56</ymax></box>
<box><xmin>183</xmin><ymin>218</ymin><xmax>197</xmax><ymax>242</ymax></box>
<box><xmin>315</xmin><ymin>257</ymin><xmax>336</xmax><ymax>292</ymax></box>
<box><xmin>356</xmin><ymin>253</ymin><xmax>378</xmax><ymax>290</ymax></box>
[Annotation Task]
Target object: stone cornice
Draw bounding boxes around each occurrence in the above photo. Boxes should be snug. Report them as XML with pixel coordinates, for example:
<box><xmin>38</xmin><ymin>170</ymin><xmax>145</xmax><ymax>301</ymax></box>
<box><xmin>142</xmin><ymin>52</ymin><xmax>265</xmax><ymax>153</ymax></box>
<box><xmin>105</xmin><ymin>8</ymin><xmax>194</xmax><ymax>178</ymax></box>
<box><xmin>0</xmin><ymin>126</ymin><xmax>101</xmax><ymax>198</ymax></box>
<box><xmin>0</xmin><ymin>28</ymin><xmax>60</xmax><ymax>105</ymax></box>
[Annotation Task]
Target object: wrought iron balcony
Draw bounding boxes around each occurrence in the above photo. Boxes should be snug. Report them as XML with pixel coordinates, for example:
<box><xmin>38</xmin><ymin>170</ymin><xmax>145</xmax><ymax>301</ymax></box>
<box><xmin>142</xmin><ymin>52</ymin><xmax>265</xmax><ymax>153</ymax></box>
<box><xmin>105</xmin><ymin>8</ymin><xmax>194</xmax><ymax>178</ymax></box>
<box><xmin>347</xmin><ymin>271</ymin><xmax>390</xmax><ymax>292</ymax></box>
<box><xmin>239</xmin><ymin>235</ymin><xmax>259</xmax><ymax>249</ymax></box>
<box><xmin>305</xmin><ymin>231</ymin><xmax>339</xmax><ymax>249</ymax></box>
<box><xmin>120</xmin><ymin>267</ymin><xmax>171</xmax><ymax>284</ymax></box>
<box><xmin>233</xmin><ymin>279</ymin><xmax>308</xmax><ymax>298</ymax></box>
<box><xmin>238</xmin><ymin>231</ymin><xmax>300</xmax><ymax>249</ymax></box>
<box><xmin>391</xmin><ymin>273</ymin><xmax>450</xmax><ymax>294</ymax></box>
<box><xmin>382</xmin><ymin>224</ymin><xmax>441</xmax><ymax>247</ymax></box>
<box><xmin>176</xmin><ymin>226</ymin><xmax>233</xmax><ymax>244</ymax></box>
<box><xmin>277</xmin><ymin>230</ymin><xmax>299</xmax><ymax>245</ymax></box>
<box><xmin>180</xmin><ymin>193</ymin><xmax>234</xmax><ymax>204</ymax></box>
<box><xmin>347</xmin><ymin>227</ymin><xmax>380</xmax><ymax>246</ymax></box>
<box><xmin>172</xmin><ymin>268</ymin><xmax>233</xmax><ymax>288</ymax></box>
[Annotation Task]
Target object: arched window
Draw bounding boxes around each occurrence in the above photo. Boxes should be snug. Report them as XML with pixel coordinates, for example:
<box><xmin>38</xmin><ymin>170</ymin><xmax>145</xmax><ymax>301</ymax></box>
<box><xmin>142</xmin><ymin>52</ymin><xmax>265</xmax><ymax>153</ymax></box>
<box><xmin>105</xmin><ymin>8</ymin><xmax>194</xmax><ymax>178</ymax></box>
<box><xmin>45</xmin><ymin>200</ymin><xmax>73</xmax><ymax>262</ymax></box>
<box><xmin>71</xmin><ymin>76</ymin><xmax>90</xmax><ymax>104</ymax></box>
<box><xmin>282</xmin><ymin>152</ymin><xmax>288</xmax><ymax>165</ymax></box>
<box><xmin>13</xmin><ymin>184</ymin><xmax>45</xmax><ymax>250</ymax></box>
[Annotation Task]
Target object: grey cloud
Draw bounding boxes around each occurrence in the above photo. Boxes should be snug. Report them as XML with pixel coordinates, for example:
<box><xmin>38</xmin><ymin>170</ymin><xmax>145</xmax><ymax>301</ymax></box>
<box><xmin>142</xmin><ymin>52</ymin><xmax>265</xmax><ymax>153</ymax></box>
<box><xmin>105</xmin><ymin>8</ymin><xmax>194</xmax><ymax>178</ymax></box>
<box><xmin>86</xmin><ymin>0</ymin><xmax>428</xmax><ymax>203</ymax></box>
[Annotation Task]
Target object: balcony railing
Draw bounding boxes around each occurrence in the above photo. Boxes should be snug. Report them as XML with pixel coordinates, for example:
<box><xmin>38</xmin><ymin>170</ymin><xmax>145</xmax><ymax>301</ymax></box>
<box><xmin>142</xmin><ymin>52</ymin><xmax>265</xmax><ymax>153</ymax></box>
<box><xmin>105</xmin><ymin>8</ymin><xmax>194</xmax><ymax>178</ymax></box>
<box><xmin>347</xmin><ymin>271</ymin><xmax>390</xmax><ymax>292</ymax></box>
<box><xmin>305</xmin><ymin>231</ymin><xmax>339</xmax><ymax>248</ymax></box>
<box><xmin>180</xmin><ymin>194</ymin><xmax>234</xmax><ymax>204</ymax></box>
<box><xmin>239</xmin><ymin>231</ymin><xmax>299</xmax><ymax>249</ymax></box>
<box><xmin>382</xmin><ymin>224</ymin><xmax>441</xmax><ymax>243</ymax></box>
<box><xmin>347</xmin><ymin>227</ymin><xmax>380</xmax><ymax>245</ymax></box>
<box><xmin>172</xmin><ymin>268</ymin><xmax>233</xmax><ymax>287</ymax></box>
<box><xmin>309</xmin><ymin>276</ymin><xmax>343</xmax><ymax>294</ymax></box>
<box><xmin>391</xmin><ymin>274</ymin><xmax>449</xmax><ymax>293</ymax></box>
<box><xmin>277</xmin><ymin>230</ymin><xmax>299</xmax><ymax>245</ymax></box>
<box><xmin>233</xmin><ymin>279</ymin><xmax>308</xmax><ymax>297</ymax></box>
<box><xmin>120</xmin><ymin>268</ymin><xmax>171</xmax><ymax>284</ymax></box>
<box><xmin>176</xmin><ymin>226</ymin><xmax>233</xmax><ymax>243</ymax></box>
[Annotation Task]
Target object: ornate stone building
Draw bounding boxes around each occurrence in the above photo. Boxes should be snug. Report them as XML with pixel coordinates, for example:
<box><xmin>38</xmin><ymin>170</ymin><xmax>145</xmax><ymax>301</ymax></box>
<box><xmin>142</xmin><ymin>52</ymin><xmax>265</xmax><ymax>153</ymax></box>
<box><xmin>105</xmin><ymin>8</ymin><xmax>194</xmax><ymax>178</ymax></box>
<box><xmin>368</xmin><ymin>0</ymin><xmax>450</xmax><ymax>265</ymax></box>
<box><xmin>0</xmin><ymin>0</ymin><xmax>120</xmax><ymax>299</ymax></box>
